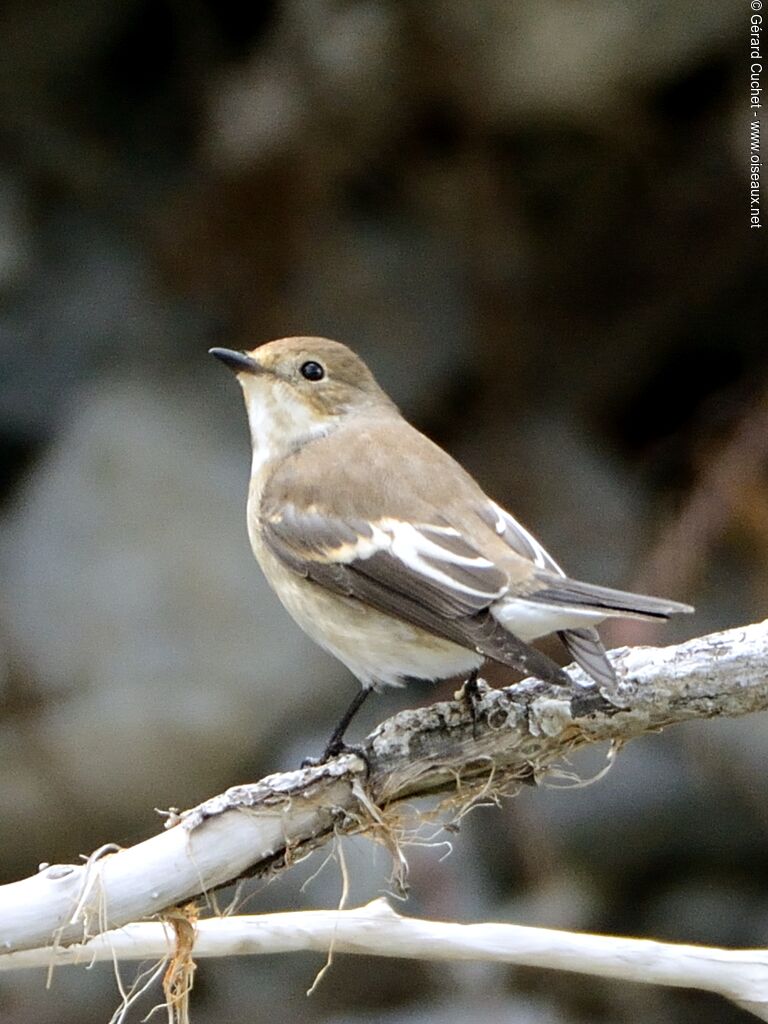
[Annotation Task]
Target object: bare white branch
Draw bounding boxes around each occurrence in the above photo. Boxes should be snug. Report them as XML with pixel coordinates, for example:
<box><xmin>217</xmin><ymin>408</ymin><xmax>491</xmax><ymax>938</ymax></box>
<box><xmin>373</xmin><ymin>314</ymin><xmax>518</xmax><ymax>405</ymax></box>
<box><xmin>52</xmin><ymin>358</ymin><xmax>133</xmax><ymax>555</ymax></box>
<box><xmin>0</xmin><ymin>620</ymin><xmax>766</xmax><ymax>964</ymax></box>
<box><xmin>2</xmin><ymin>900</ymin><xmax>768</xmax><ymax>1020</ymax></box>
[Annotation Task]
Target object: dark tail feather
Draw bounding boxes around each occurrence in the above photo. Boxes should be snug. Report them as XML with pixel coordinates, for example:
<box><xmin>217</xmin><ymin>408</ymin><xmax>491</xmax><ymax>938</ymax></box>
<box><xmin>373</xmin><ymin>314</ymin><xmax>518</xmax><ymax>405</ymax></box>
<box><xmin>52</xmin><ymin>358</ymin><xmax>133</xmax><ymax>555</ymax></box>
<box><xmin>466</xmin><ymin>614</ymin><xmax>573</xmax><ymax>688</ymax></box>
<box><xmin>532</xmin><ymin>574</ymin><xmax>694</xmax><ymax>621</ymax></box>
<box><xmin>559</xmin><ymin>627</ymin><xmax>617</xmax><ymax>689</ymax></box>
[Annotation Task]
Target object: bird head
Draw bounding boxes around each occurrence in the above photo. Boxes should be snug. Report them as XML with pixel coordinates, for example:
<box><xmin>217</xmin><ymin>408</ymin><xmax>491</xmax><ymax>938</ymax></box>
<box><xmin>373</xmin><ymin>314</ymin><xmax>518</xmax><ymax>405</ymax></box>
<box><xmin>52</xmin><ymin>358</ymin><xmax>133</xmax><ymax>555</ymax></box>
<box><xmin>210</xmin><ymin>336</ymin><xmax>395</xmax><ymax>462</ymax></box>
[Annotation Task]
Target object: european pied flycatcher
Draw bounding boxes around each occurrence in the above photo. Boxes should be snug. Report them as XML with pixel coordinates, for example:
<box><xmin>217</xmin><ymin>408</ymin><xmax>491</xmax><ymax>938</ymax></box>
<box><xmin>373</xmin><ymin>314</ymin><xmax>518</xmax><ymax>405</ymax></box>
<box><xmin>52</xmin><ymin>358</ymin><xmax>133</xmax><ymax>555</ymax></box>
<box><xmin>211</xmin><ymin>337</ymin><xmax>692</xmax><ymax>759</ymax></box>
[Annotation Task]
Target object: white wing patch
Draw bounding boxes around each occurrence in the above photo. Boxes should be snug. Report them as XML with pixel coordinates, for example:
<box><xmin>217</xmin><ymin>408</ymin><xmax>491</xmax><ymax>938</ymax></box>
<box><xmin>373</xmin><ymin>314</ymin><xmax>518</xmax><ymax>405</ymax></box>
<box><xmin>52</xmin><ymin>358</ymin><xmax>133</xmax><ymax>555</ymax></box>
<box><xmin>386</xmin><ymin>521</ymin><xmax>504</xmax><ymax>600</ymax></box>
<box><xmin>265</xmin><ymin>504</ymin><xmax>511</xmax><ymax>613</ymax></box>
<box><xmin>286</xmin><ymin>514</ymin><xmax>507</xmax><ymax>603</ymax></box>
<box><xmin>321</xmin><ymin>525</ymin><xmax>388</xmax><ymax>564</ymax></box>
<box><xmin>489</xmin><ymin>501</ymin><xmax>564</xmax><ymax>575</ymax></box>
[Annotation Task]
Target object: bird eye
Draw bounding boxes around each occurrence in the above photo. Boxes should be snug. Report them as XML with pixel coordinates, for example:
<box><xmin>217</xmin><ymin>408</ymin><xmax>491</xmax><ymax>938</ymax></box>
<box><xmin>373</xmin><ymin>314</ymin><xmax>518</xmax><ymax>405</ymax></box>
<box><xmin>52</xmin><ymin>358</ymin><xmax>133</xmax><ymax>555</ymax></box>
<box><xmin>300</xmin><ymin>360</ymin><xmax>325</xmax><ymax>381</ymax></box>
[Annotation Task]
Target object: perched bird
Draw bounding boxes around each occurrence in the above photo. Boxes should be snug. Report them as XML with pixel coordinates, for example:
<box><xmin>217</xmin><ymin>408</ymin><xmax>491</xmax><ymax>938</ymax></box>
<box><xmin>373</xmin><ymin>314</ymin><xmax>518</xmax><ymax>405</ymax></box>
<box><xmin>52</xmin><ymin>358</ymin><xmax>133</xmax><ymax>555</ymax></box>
<box><xmin>211</xmin><ymin>337</ymin><xmax>692</xmax><ymax>759</ymax></box>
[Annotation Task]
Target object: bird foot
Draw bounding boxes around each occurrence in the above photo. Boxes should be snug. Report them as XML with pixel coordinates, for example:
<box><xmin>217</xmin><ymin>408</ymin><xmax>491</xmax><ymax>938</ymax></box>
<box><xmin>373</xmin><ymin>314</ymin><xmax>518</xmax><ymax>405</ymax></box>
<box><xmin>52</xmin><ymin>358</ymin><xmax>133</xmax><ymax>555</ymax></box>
<box><xmin>301</xmin><ymin>740</ymin><xmax>370</xmax><ymax>774</ymax></box>
<box><xmin>456</xmin><ymin>670</ymin><xmax>489</xmax><ymax>738</ymax></box>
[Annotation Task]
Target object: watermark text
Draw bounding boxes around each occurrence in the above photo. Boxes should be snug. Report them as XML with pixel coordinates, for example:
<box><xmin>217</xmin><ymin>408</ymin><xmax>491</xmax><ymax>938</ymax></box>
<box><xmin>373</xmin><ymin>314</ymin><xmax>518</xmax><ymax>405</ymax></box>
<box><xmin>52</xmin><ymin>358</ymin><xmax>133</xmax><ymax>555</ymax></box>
<box><xmin>750</xmin><ymin>8</ymin><xmax>762</xmax><ymax>227</ymax></box>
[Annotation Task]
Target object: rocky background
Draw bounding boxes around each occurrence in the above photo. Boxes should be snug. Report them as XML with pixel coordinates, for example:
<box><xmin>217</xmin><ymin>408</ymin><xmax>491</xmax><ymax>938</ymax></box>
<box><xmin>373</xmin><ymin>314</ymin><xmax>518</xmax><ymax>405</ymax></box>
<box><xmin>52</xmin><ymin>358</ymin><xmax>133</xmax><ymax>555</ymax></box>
<box><xmin>0</xmin><ymin>1</ymin><xmax>766</xmax><ymax>1022</ymax></box>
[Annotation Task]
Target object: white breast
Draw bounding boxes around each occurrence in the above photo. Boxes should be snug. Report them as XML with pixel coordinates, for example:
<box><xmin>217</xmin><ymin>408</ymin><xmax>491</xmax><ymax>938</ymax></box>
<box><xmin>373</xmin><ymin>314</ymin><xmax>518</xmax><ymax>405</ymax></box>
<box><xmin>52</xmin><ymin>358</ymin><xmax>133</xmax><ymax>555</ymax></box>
<box><xmin>248</xmin><ymin>530</ymin><xmax>482</xmax><ymax>689</ymax></box>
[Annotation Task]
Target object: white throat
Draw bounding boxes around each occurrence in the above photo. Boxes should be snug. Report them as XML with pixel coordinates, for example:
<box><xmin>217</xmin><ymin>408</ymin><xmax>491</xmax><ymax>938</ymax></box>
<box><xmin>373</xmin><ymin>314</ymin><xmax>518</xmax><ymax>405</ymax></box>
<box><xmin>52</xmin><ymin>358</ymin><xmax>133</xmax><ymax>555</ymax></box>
<box><xmin>241</xmin><ymin>378</ymin><xmax>336</xmax><ymax>480</ymax></box>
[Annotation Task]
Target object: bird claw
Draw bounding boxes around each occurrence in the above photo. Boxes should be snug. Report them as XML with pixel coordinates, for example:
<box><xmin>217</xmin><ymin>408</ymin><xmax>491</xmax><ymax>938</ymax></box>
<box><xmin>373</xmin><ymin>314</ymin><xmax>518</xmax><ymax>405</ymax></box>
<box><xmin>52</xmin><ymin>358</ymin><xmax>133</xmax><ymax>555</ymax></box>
<box><xmin>457</xmin><ymin>670</ymin><xmax>488</xmax><ymax>738</ymax></box>
<box><xmin>301</xmin><ymin>741</ymin><xmax>371</xmax><ymax>774</ymax></box>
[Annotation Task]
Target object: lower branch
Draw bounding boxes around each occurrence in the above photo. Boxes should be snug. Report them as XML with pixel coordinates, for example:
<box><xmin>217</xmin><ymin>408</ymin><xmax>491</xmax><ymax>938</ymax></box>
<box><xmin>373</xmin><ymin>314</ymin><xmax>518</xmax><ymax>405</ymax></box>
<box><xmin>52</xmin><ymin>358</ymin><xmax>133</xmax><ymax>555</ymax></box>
<box><xmin>3</xmin><ymin>900</ymin><xmax>768</xmax><ymax>1020</ymax></box>
<box><xmin>1</xmin><ymin>621</ymin><xmax>767</xmax><ymax>957</ymax></box>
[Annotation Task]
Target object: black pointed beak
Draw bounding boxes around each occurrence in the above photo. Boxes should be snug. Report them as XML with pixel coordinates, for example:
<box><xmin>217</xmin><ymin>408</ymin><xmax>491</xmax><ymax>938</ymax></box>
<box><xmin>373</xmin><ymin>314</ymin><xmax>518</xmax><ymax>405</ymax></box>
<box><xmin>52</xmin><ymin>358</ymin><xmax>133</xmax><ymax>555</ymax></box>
<box><xmin>209</xmin><ymin>348</ymin><xmax>260</xmax><ymax>375</ymax></box>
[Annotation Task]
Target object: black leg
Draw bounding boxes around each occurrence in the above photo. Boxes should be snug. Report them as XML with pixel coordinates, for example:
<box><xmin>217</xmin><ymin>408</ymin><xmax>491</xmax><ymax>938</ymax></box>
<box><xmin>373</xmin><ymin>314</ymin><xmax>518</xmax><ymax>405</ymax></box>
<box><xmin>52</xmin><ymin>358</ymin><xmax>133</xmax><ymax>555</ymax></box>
<box><xmin>464</xmin><ymin>668</ymin><xmax>481</xmax><ymax>702</ymax></box>
<box><xmin>323</xmin><ymin>687</ymin><xmax>371</xmax><ymax>756</ymax></box>
<box><xmin>302</xmin><ymin>687</ymin><xmax>372</xmax><ymax>767</ymax></box>
<box><xmin>462</xmin><ymin>668</ymin><xmax>482</xmax><ymax>738</ymax></box>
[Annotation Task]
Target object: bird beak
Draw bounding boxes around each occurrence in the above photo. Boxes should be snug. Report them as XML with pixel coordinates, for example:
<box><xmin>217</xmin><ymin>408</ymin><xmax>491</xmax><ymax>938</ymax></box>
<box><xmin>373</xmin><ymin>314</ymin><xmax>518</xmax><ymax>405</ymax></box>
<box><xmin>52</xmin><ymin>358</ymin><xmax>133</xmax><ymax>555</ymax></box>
<box><xmin>209</xmin><ymin>348</ymin><xmax>260</xmax><ymax>375</ymax></box>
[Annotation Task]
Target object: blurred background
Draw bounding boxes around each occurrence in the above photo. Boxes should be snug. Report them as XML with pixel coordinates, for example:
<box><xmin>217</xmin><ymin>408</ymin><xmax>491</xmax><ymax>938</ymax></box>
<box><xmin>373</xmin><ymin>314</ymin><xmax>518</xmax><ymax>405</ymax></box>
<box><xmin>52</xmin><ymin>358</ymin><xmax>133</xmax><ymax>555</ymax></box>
<box><xmin>0</xmin><ymin>1</ymin><xmax>766</xmax><ymax>1021</ymax></box>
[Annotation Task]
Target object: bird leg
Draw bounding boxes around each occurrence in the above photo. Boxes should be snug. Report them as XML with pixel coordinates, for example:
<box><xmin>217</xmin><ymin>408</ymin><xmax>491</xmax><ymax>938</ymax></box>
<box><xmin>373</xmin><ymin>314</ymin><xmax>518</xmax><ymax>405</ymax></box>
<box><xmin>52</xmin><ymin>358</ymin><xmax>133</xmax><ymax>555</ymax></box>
<box><xmin>302</xmin><ymin>686</ymin><xmax>371</xmax><ymax>767</ymax></box>
<box><xmin>458</xmin><ymin>668</ymin><xmax>484</xmax><ymax>737</ymax></box>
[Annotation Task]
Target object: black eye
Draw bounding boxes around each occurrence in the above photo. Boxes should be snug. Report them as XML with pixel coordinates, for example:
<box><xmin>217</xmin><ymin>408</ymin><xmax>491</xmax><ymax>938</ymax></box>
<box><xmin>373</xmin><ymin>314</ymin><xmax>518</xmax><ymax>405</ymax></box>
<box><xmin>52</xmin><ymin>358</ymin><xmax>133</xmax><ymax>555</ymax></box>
<box><xmin>300</xmin><ymin>360</ymin><xmax>325</xmax><ymax>381</ymax></box>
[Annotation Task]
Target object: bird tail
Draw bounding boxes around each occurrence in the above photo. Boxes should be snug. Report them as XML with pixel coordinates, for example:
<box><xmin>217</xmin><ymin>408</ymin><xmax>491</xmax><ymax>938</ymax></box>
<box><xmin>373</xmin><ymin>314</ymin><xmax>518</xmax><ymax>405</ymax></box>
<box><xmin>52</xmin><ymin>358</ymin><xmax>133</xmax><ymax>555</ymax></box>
<box><xmin>520</xmin><ymin>575</ymin><xmax>693</xmax><ymax>692</ymax></box>
<box><xmin>532</xmin><ymin>575</ymin><xmax>694</xmax><ymax>621</ymax></box>
<box><xmin>559</xmin><ymin>626</ymin><xmax>617</xmax><ymax>689</ymax></box>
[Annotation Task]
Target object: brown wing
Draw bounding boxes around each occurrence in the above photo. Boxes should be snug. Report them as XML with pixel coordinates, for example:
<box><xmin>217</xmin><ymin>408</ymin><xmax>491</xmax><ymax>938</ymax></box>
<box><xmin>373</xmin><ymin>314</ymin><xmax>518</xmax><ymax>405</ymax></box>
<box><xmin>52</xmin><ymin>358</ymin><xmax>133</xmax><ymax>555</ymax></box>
<box><xmin>261</xmin><ymin>504</ymin><xmax>572</xmax><ymax>687</ymax></box>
